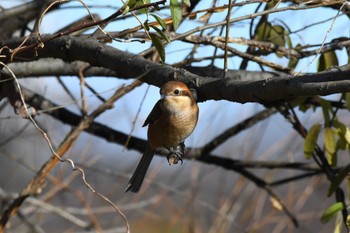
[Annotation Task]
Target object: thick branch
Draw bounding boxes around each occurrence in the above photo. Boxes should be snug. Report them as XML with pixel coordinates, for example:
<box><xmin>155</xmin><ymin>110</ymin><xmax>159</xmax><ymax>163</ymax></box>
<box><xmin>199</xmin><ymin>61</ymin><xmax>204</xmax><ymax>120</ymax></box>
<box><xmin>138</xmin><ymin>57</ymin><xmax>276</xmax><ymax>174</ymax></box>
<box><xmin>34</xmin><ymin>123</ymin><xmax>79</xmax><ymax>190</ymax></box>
<box><xmin>2</xmin><ymin>35</ymin><xmax>350</xmax><ymax>104</ymax></box>
<box><xmin>7</xmin><ymin>59</ymin><xmax>118</xmax><ymax>78</ymax></box>
<box><xmin>5</xmin><ymin>59</ymin><xmax>278</xmax><ymax>82</ymax></box>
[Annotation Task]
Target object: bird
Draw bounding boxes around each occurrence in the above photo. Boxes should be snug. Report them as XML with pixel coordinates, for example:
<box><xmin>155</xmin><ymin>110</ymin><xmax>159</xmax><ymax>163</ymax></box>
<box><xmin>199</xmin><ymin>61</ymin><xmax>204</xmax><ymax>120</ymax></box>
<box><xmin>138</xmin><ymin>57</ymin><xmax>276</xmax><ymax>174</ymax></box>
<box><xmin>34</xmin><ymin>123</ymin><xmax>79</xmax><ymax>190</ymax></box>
<box><xmin>125</xmin><ymin>81</ymin><xmax>199</xmax><ymax>193</ymax></box>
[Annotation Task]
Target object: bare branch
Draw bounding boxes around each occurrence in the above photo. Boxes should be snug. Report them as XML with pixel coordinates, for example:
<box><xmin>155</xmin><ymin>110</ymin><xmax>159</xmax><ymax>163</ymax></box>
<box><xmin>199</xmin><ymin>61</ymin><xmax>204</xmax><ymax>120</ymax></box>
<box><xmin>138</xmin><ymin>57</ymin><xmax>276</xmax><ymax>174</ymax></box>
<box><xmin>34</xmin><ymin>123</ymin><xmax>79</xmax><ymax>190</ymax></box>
<box><xmin>2</xmin><ymin>35</ymin><xmax>350</xmax><ymax>104</ymax></box>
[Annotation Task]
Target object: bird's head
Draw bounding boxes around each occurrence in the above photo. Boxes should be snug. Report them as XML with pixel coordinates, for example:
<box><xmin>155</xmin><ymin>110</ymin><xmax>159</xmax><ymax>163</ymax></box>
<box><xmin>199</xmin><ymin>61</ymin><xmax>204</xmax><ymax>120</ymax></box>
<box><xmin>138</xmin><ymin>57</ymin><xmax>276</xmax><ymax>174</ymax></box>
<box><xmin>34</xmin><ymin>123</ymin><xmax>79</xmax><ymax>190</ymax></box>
<box><xmin>159</xmin><ymin>81</ymin><xmax>196</xmax><ymax>113</ymax></box>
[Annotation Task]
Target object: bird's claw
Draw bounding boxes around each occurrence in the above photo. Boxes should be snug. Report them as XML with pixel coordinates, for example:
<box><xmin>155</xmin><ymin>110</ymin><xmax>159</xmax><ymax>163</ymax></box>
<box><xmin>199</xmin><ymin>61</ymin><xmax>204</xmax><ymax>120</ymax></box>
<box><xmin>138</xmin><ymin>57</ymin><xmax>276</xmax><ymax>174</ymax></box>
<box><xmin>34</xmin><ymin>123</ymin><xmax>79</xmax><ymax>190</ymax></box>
<box><xmin>167</xmin><ymin>152</ymin><xmax>183</xmax><ymax>165</ymax></box>
<box><xmin>167</xmin><ymin>142</ymin><xmax>185</xmax><ymax>165</ymax></box>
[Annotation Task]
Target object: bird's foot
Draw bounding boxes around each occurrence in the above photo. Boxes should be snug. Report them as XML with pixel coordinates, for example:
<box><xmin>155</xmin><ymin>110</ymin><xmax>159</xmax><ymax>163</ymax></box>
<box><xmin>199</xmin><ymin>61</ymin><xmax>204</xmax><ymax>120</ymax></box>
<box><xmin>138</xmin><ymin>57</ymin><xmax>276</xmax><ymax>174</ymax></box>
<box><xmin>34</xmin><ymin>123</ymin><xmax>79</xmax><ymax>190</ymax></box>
<box><xmin>167</xmin><ymin>142</ymin><xmax>185</xmax><ymax>165</ymax></box>
<box><xmin>167</xmin><ymin>152</ymin><xmax>183</xmax><ymax>165</ymax></box>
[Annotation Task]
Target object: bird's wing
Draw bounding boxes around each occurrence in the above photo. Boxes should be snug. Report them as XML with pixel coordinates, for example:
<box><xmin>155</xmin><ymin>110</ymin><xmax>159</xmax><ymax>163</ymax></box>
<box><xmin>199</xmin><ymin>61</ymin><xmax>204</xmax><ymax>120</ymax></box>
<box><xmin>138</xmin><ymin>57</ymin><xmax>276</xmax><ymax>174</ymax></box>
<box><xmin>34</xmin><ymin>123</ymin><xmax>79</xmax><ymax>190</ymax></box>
<box><xmin>142</xmin><ymin>100</ymin><xmax>162</xmax><ymax>127</ymax></box>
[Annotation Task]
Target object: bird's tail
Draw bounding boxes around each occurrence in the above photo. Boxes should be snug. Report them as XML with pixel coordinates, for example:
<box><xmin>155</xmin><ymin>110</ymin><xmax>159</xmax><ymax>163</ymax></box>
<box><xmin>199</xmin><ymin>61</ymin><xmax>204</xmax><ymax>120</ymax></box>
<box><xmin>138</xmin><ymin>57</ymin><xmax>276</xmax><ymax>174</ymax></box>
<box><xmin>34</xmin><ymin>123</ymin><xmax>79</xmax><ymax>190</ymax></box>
<box><xmin>125</xmin><ymin>144</ymin><xmax>155</xmax><ymax>193</ymax></box>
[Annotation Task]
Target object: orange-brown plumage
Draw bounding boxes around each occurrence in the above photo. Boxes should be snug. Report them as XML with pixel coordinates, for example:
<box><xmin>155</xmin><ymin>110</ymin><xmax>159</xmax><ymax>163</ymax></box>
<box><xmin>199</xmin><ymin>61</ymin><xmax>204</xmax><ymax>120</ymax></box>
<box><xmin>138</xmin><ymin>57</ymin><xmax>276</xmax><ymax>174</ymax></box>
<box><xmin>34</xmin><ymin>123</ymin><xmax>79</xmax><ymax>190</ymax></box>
<box><xmin>125</xmin><ymin>81</ymin><xmax>199</xmax><ymax>193</ymax></box>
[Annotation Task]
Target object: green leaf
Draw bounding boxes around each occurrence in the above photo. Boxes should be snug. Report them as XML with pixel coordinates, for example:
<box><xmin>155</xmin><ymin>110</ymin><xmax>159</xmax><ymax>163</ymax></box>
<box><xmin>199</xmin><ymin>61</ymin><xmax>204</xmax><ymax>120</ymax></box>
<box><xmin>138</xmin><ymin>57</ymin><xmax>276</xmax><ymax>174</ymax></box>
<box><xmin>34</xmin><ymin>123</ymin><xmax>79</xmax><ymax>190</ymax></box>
<box><xmin>267</xmin><ymin>0</ymin><xmax>280</xmax><ymax>8</ymax></box>
<box><xmin>143</xmin><ymin>19</ymin><xmax>149</xmax><ymax>31</ymax></box>
<box><xmin>317</xmin><ymin>50</ymin><xmax>339</xmax><ymax>72</ymax></box>
<box><xmin>170</xmin><ymin>0</ymin><xmax>182</xmax><ymax>29</ymax></box>
<box><xmin>320</xmin><ymin>98</ymin><xmax>332</xmax><ymax>126</ymax></box>
<box><xmin>182</xmin><ymin>0</ymin><xmax>191</xmax><ymax>7</ymax></box>
<box><xmin>149</xmin><ymin>34</ymin><xmax>166</xmax><ymax>63</ymax></box>
<box><xmin>284</xmin><ymin>28</ymin><xmax>292</xmax><ymax>49</ymax></box>
<box><xmin>328</xmin><ymin>164</ymin><xmax>350</xmax><ymax>197</ymax></box>
<box><xmin>333</xmin><ymin>120</ymin><xmax>350</xmax><ymax>151</ymax></box>
<box><xmin>304</xmin><ymin>124</ymin><xmax>321</xmax><ymax>159</ymax></box>
<box><xmin>336</xmin><ymin>136</ymin><xmax>347</xmax><ymax>151</ymax></box>
<box><xmin>255</xmin><ymin>21</ymin><xmax>272</xmax><ymax>41</ymax></box>
<box><xmin>150</xmin><ymin>25</ymin><xmax>170</xmax><ymax>43</ymax></box>
<box><xmin>345</xmin><ymin>127</ymin><xmax>350</xmax><ymax>145</ymax></box>
<box><xmin>254</xmin><ymin>22</ymin><xmax>289</xmax><ymax>58</ymax></box>
<box><xmin>135</xmin><ymin>0</ymin><xmax>151</xmax><ymax>14</ymax></box>
<box><xmin>269</xmin><ymin>25</ymin><xmax>286</xmax><ymax>58</ymax></box>
<box><xmin>255</xmin><ymin>23</ymin><xmax>286</xmax><ymax>47</ymax></box>
<box><xmin>321</xmin><ymin>202</ymin><xmax>344</xmax><ymax>224</ymax></box>
<box><xmin>126</xmin><ymin>0</ymin><xmax>137</xmax><ymax>8</ymax></box>
<box><xmin>122</xmin><ymin>5</ymin><xmax>130</xmax><ymax>15</ymax></box>
<box><xmin>347</xmin><ymin>216</ymin><xmax>350</xmax><ymax>230</ymax></box>
<box><xmin>324</xmin><ymin>127</ymin><xmax>336</xmax><ymax>166</ymax></box>
<box><xmin>345</xmin><ymin>93</ymin><xmax>350</xmax><ymax>111</ymax></box>
<box><xmin>150</xmin><ymin>14</ymin><xmax>167</xmax><ymax>30</ymax></box>
<box><xmin>334</xmin><ymin>214</ymin><xmax>343</xmax><ymax>233</ymax></box>
<box><xmin>269</xmin><ymin>25</ymin><xmax>285</xmax><ymax>47</ymax></box>
<box><xmin>333</xmin><ymin>120</ymin><xmax>350</xmax><ymax>146</ymax></box>
<box><xmin>288</xmin><ymin>58</ymin><xmax>299</xmax><ymax>69</ymax></box>
<box><xmin>288</xmin><ymin>44</ymin><xmax>301</xmax><ymax>69</ymax></box>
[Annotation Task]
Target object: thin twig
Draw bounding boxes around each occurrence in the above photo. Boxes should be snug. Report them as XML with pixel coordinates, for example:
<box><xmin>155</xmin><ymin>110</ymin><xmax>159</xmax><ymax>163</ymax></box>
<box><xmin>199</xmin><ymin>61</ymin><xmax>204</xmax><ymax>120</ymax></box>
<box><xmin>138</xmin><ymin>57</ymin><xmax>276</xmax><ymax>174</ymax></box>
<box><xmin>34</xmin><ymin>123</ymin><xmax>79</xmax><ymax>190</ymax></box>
<box><xmin>295</xmin><ymin>1</ymin><xmax>347</xmax><ymax>75</ymax></box>
<box><xmin>202</xmin><ymin>108</ymin><xmax>277</xmax><ymax>154</ymax></box>
<box><xmin>56</xmin><ymin>76</ymin><xmax>83</xmax><ymax>114</ymax></box>
<box><xmin>170</xmin><ymin>1</ymin><xmax>341</xmax><ymax>44</ymax></box>
<box><xmin>124</xmin><ymin>84</ymin><xmax>150</xmax><ymax>150</ymax></box>
<box><xmin>223</xmin><ymin>0</ymin><xmax>233</xmax><ymax>77</ymax></box>
<box><xmin>78</xmin><ymin>63</ymin><xmax>90</xmax><ymax>116</ymax></box>
<box><xmin>0</xmin><ymin>121</ymin><xmax>31</xmax><ymax>147</ymax></box>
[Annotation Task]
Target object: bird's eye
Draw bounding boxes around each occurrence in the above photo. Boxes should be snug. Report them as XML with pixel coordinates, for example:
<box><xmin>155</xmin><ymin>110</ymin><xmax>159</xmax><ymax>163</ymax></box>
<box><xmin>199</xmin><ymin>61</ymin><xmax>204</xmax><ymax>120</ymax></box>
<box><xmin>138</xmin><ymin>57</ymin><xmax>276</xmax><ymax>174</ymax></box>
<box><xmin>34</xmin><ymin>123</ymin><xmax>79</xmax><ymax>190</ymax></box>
<box><xmin>174</xmin><ymin>89</ymin><xmax>180</xmax><ymax>95</ymax></box>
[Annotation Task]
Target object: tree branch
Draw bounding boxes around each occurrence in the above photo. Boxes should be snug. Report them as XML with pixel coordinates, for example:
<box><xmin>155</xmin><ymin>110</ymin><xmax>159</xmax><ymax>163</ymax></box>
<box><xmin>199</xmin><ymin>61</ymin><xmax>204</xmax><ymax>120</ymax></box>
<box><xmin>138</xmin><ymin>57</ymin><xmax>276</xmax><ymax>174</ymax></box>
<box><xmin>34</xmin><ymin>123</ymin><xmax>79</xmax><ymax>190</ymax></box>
<box><xmin>1</xmin><ymin>35</ymin><xmax>350</xmax><ymax>104</ymax></box>
<box><xmin>5</xmin><ymin>58</ymin><xmax>279</xmax><ymax>82</ymax></box>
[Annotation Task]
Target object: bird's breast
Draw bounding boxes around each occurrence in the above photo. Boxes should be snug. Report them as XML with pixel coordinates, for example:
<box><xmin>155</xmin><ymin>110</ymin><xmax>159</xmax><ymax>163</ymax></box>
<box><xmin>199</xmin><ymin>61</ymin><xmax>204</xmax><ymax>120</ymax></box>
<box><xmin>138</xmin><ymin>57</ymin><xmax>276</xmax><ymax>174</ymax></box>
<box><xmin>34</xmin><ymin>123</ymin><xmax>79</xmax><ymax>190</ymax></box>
<box><xmin>147</xmin><ymin>106</ymin><xmax>198</xmax><ymax>150</ymax></box>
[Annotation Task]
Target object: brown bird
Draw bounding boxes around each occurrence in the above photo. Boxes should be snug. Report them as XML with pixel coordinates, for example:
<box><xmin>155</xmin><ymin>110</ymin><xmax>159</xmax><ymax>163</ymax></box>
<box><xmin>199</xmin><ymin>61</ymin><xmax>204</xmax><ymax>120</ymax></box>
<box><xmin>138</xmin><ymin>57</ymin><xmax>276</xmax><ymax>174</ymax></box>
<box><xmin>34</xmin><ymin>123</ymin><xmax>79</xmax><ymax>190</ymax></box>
<box><xmin>125</xmin><ymin>81</ymin><xmax>199</xmax><ymax>193</ymax></box>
